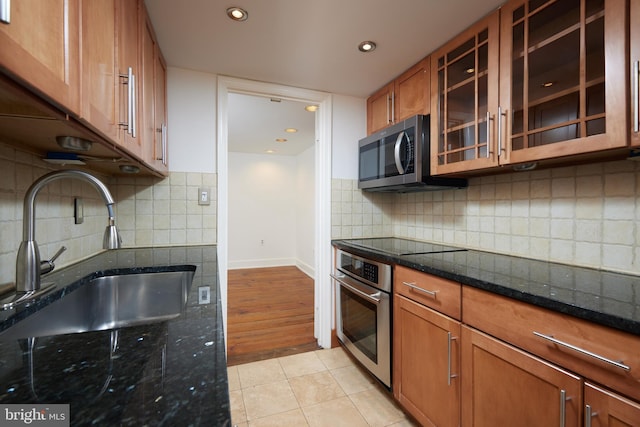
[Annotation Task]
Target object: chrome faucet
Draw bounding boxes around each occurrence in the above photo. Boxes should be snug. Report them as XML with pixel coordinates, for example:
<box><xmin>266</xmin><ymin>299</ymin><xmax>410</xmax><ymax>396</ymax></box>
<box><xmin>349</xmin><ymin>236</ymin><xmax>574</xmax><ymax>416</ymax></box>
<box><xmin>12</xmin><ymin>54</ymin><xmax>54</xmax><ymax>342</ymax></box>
<box><xmin>3</xmin><ymin>170</ymin><xmax>121</xmax><ymax>309</ymax></box>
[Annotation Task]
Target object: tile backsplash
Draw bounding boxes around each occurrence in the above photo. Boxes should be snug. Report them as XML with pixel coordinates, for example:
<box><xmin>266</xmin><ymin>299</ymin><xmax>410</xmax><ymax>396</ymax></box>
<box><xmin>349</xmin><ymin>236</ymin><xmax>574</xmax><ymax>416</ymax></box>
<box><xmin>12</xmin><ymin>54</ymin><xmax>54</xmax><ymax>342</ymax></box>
<box><xmin>0</xmin><ymin>142</ymin><xmax>217</xmax><ymax>286</ymax></box>
<box><xmin>332</xmin><ymin>159</ymin><xmax>640</xmax><ymax>275</ymax></box>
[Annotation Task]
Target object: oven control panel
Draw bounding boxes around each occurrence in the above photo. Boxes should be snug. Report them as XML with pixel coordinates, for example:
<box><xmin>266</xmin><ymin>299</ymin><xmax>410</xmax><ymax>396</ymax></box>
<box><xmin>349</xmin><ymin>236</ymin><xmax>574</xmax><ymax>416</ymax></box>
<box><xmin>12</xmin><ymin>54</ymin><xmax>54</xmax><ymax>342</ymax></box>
<box><xmin>336</xmin><ymin>249</ymin><xmax>392</xmax><ymax>292</ymax></box>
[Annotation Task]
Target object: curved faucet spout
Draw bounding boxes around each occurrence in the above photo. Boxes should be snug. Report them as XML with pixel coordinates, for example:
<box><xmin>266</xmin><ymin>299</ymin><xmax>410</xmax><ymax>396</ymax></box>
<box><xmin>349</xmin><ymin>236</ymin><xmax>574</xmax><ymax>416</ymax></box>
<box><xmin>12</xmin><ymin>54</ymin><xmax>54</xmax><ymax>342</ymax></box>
<box><xmin>16</xmin><ymin>170</ymin><xmax>121</xmax><ymax>294</ymax></box>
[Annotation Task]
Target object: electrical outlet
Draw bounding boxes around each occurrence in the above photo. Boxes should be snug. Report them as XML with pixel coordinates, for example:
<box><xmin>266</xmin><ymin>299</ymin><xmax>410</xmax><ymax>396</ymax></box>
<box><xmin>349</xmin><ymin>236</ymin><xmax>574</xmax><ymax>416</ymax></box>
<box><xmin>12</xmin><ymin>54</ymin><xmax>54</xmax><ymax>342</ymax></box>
<box><xmin>198</xmin><ymin>286</ymin><xmax>211</xmax><ymax>304</ymax></box>
<box><xmin>198</xmin><ymin>187</ymin><xmax>211</xmax><ymax>205</ymax></box>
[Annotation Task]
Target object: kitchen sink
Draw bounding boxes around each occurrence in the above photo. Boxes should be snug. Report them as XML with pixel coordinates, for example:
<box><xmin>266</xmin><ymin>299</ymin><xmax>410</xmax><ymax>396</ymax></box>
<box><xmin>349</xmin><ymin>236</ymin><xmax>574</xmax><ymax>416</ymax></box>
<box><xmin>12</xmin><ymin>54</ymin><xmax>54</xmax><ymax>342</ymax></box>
<box><xmin>0</xmin><ymin>268</ymin><xmax>196</xmax><ymax>340</ymax></box>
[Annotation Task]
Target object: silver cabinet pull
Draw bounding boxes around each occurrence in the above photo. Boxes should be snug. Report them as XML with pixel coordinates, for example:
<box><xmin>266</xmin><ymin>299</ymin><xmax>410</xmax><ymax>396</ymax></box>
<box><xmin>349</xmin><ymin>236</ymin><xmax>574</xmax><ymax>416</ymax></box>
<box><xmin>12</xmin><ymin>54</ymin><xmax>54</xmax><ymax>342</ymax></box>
<box><xmin>119</xmin><ymin>67</ymin><xmax>135</xmax><ymax>137</ymax></box>
<box><xmin>447</xmin><ymin>332</ymin><xmax>457</xmax><ymax>386</ymax></box>
<box><xmin>0</xmin><ymin>0</ymin><xmax>9</xmax><ymax>24</ymax></box>
<box><xmin>131</xmin><ymin>71</ymin><xmax>137</xmax><ymax>138</ymax></box>
<box><xmin>584</xmin><ymin>404</ymin><xmax>598</xmax><ymax>427</ymax></box>
<box><xmin>391</xmin><ymin>91</ymin><xmax>395</xmax><ymax>124</ymax></box>
<box><xmin>497</xmin><ymin>106</ymin><xmax>506</xmax><ymax>158</ymax></box>
<box><xmin>161</xmin><ymin>123</ymin><xmax>167</xmax><ymax>165</ymax></box>
<box><xmin>403</xmin><ymin>281</ymin><xmax>437</xmax><ymax>298</ymax></box>
<box><xmin>560</xmin><ymin>390</ymin><xmax>567</xmax><ymax>427</ymax></box>
<box><xmin>486</xmin><ymin>111</ymin><xmax>493</xmax><ymax>159</ymax></box>
<box><xmin>634</xmin><ymin>61</ymin><xmax>639</xmax><ymax>133</ymax></box>
<box><xmin>533</xmin><ymin>332</ymin><xmax>631</xmax><ymax>372</ymax></box>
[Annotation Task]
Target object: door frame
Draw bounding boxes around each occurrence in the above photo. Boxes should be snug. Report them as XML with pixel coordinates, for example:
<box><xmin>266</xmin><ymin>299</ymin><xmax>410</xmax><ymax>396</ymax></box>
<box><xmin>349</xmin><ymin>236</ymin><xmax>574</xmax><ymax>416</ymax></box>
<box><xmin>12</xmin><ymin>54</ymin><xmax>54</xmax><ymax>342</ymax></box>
<box><xmin>217</xmin><ymin>76</ymin><xmax>333</xmax><ymax>349</ymax></box>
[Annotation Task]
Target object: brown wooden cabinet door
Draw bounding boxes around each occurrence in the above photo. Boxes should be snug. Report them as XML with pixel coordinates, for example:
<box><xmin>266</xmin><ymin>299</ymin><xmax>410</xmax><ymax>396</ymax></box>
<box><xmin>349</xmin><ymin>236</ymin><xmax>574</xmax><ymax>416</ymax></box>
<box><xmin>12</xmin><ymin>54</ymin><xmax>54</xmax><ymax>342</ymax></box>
<box><xmin>431</xmin><ymin>10</ymin><xmax>500</xmax><ymax>175</ymax></box>
<box><xmin>499</xmin><ymin>0</ymin><xmax>628</xmax><ymax>165</ymax></box>
<box><xmin>631</xmin><ymin>0</ymin><xmax>640</xmax><ymax>147</ymax></box>
<box><xmin>585</xmin><ymin>383</ymin><xmax>640</xmax><ymax>426</ymax></box>
<box><xmin>394</xmin><ymin>294</ymin><xmax>460</xmax><ymax>427</ymax></box>
<box><xmin>116</xmin><ymin>0</ymin><xmax>142</xmax><ymax>157</ymax></box>
<box><xmin>394</xmin><ymin>57</ymin><xmax>430</xmax><ymax>123</ymax></box>
<box><xmin>140</xmin><ymin>11</ymin><xmax>156</xmax><ymax>168</ymax></box>
<box><xmin>461</xmin><ymin>326</ymin><xmax>582</xmax><ymax>427</ymax></box>
<box><xmin>80</xmin><ymin>0</ymin><xmax>118</xmax><ymax>142</ymax></box>
<box><xmin>0</xmin><ymin>0</ymin><xmax>80</xmax><ymax>114</ymax></box>
<box><xmin>367</xmin><ymin>82</ymin><xmax>394</xmax><ymax>135</ymax></box>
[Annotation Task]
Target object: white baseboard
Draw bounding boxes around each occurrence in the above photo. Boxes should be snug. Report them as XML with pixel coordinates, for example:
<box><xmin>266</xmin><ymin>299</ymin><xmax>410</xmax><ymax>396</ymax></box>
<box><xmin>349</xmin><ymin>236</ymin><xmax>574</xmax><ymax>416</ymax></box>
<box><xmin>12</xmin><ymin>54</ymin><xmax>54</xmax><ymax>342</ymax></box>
<box><xmin>229</xmin><ymin>258</ymin><xmax>315</xmax><ymax>279</ymax></box>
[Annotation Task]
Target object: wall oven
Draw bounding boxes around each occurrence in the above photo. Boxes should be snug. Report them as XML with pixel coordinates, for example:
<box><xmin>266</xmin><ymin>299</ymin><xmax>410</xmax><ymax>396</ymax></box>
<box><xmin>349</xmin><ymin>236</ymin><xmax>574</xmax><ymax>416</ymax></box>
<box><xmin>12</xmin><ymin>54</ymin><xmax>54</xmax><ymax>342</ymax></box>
<box><xmin>332</xmin><ymin>248</ymin><xmax>392</xmax><ymax>388</ymax></box>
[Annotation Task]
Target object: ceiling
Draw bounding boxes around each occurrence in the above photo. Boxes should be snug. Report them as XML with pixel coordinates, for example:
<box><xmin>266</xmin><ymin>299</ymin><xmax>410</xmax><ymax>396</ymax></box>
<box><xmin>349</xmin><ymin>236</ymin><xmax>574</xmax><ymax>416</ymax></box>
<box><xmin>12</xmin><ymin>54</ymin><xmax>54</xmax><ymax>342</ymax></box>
<box><xmin>144</xmin><ymin>0</ymin><xmax>505</xmax><ymax>155</ymax></box>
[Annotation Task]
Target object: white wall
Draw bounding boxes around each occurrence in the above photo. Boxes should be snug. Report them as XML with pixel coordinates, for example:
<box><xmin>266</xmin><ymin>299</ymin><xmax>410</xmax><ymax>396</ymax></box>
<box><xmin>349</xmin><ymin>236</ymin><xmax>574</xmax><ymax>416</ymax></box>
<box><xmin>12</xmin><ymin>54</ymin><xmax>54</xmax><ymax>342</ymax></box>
<box><xmin>228</xmin><ymin>152</ymin><xmax>298</xmax><ymax>268</ymax></box>
<box><xmin>296</xmin><ymin>145</ymin><xmax>315</xmax><ymax>276</ymax></box>
<box><xmin>331</xmin><ymin>94</ymin><xmax>366</xmax><ymax>180</ymax></box>
<box><xmin>167</xmin><ymin>67</ymin><xmax>217</xmax><ymax>173</ymax></box>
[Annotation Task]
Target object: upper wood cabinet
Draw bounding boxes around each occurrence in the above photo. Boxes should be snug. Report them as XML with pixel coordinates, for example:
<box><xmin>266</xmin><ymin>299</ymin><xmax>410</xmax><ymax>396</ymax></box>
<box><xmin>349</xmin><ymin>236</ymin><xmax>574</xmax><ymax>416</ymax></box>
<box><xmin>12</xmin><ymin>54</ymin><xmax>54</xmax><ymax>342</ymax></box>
<box><xmin>499</xmin><ymin>0</ymin><xmax>628</xmax><ymax>165</ymax></box>
<box><xmin>431</xmin><ymin>11</ymin><xmax>500</xmax><ymax>175</ymax></box>
<box><xmin>115</xmin><ymin>0</ymin><xmax>143</xmax><ymax>158</ymax></box>
<box><xmin>0</xmin><ymin>0</ymin><xmax>80</xmax><ymax>115</ymax></box>
<box><xmin>141</xmin><ymin>7</ymin><xmax>168</xmax><ymax>174</ymax></box>
<box><xmin>80</xmin><ymin>0</ymin><xmax>118</xmax><ymax>142</ymax></box>
<box><xmin>366</xmin><ymin>57</ymin><xmax>430</xmax><ymax>135</ymax></box>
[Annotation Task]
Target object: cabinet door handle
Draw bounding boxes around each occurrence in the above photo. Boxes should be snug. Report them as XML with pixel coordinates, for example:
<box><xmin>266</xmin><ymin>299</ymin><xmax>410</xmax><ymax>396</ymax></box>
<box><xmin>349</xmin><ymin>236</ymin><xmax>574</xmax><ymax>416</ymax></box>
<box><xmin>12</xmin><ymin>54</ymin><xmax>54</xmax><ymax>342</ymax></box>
<box><xmin>161</xmin><ymin>123</ymin><xmax>167</xmax><ymax>165</ymax></box>
<box><xmin>391</xmin><ymin>91</ymin><xmax>395</xmax><ymax>124</ymax></box>
<box><xmin>533</xmin><ymin>332</ymin><xmax>630</xmax><ymax>372</ymax></box>
<box><xmin>0</xmin><ymin>0</ymin><xmax>9</xmax><ymax>24</ymax></box>
<box><xmin>403</xmin><ymin>281</ymin><xmax>437</xmax><ymax>298</ymax></box>
<box><xmin>633</xmin><ymin>61</ymin><xmax>639</xmax><ymax>133</ymax></box>
<box><xmin>486</xmin><ymin>111</ymin><xmax>493</xmax><ymax>159</ymax></box>
<box><xmin>497</xmin><ymin>106</ymin><xmax>506</xmax><ymax>158</ymax></box>
<box><xmin>447</xmin><ymin>332</ymin><xmax>458</xmax><ymax>386</ymax></box>
<box><xmin>560</xmin><ymin>389</ymin><xmax>567</xmax><ymax>427</ymax></box>
<box><xmin>131</xmin><ymin>72</ymin><xmax>137</xmax><ymax>138</ymax></box>
<box><xmin>584</xmin><ymin>404</ymin><xmax>598</xmax><ymax>427</ymax></box>
<box><xmin>120</xmin><ymin>68</ymin><xmax>135</xmax><ymax>136</ymax></box>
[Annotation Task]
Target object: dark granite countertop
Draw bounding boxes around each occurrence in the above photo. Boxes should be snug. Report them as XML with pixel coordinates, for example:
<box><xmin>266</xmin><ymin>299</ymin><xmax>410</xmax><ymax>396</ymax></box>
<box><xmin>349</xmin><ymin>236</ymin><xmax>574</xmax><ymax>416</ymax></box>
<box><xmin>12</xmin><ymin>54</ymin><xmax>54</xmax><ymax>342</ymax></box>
<box><xmin>333</xmin><ymin>238</ymin><xmax>640</xmax><ymax>336</ymax></box>
<box><xmin>0</xmin><ymin>245</ymin><xmax>231</xmax><ymax>426</ymax></box>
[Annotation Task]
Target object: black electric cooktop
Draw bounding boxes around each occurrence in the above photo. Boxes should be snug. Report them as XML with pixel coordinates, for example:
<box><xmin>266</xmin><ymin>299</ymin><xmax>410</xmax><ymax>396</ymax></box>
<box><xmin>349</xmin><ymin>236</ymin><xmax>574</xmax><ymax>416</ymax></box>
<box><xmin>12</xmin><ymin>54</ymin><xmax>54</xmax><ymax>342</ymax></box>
<box><xmin>345</xmin><ymin>238</ymin><xmax>467</xmax><ymax>256</ymax></box>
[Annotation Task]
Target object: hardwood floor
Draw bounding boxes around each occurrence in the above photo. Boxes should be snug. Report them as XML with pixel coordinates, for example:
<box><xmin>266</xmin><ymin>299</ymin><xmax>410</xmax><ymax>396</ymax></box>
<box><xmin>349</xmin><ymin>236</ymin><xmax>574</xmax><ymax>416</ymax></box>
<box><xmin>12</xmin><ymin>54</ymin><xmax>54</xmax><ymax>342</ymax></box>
<box><xmin>226</xmin><ymin>266</ymin><xmax>318</xmax><ymax>366</ymax></box>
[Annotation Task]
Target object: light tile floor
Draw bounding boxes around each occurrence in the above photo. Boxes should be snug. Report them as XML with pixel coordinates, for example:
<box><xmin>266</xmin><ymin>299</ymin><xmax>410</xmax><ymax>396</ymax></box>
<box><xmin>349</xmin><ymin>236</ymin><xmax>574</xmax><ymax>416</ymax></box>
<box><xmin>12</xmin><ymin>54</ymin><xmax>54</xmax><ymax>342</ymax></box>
<box><xmin>227</xmin><ymin>347</ymin><xmax>420</xmax><ymax>427</ymax></box>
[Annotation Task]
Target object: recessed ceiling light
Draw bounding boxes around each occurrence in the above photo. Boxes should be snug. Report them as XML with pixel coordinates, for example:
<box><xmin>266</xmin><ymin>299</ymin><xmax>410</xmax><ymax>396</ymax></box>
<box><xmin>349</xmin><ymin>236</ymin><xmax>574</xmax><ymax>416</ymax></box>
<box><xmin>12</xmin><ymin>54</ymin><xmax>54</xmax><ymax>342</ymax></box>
<box><xmin>358</xmin><ymin>41</ymin><xmax>376</xmax><ymax>52</ymax></box>
<box><xmin>275</xmin><ymin>138</ymin><xmax>287</xmax><ymax>143</ymax></box>
<box><xmin>542</xmin><ymin>81</ymin><xmax>555</xmax><ymax>87</ymax></box>
<box><xmin>285</xmin><ymin>128</ymin><xmax>297</xmax><ymax>133</ymax></box>
<box><xmin>466</xmin><ymin>68</ymin><xmax>475</xmax><ymax>74</ymax></box>
<box><xmin>226</xmin><ymin>7</ymin><xmax>248</xmax><ymax>22</ymax></box>
<box><xmin>305</xmin><ymin>105</ymin><xmax>318</xmax><ymax>112</ymax></box>
<box><xmin>266</xmin><ymin>149</ymin><xmax>275</xmax><ymax>154</ymax></box>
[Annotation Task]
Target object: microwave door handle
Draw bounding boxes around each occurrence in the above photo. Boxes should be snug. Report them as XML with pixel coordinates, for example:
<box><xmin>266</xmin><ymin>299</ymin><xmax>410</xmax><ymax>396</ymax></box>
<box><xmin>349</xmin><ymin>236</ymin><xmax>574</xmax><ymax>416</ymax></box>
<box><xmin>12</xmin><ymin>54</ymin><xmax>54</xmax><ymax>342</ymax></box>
<box><xmin>394</xmin><ymin>131</ymin><xmax>406</xmax><ymax>174</ymax></box>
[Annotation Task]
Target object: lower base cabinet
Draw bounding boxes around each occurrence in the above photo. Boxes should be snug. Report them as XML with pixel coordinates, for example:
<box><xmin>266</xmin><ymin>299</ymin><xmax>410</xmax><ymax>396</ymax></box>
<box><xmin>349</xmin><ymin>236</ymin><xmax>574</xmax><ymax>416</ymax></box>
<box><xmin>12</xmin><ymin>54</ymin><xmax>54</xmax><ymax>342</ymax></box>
<box><xmin>460</xmin><ymin>326</ymin><xmax>582</xmax><ymax>427</ymax></box>
<box><xmin>393</xmin><ymin>294</ymin><xmax>460</xmax><ymax>427</ymax></box>
<box><xmin>585</xmin><ymin>383</ymin><xmax>640</xmax><ymax>427</ymax></box>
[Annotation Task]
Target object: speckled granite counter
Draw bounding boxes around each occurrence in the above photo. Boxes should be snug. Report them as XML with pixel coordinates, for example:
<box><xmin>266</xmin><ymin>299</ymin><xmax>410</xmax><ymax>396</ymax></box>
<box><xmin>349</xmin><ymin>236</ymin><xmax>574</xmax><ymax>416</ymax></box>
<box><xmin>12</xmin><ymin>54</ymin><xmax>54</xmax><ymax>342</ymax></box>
<box><xmin>333</xmin><ymin>238</ymin><xmax>640</xmax><ymax>336</ymax></box>
<box><xmin>0</xmin><ymin>245</ymin><xmax>231</xmax><ymax>426</ymax></box>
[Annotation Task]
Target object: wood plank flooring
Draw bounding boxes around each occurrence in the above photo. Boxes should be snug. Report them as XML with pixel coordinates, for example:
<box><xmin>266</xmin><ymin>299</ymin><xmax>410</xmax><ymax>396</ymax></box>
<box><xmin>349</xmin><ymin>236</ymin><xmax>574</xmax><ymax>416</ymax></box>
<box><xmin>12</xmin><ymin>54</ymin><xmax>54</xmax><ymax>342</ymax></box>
<box><xmin>226</xmin><ymin>266</ymin><xmax>318</xmax><ymax>366</ymax></box>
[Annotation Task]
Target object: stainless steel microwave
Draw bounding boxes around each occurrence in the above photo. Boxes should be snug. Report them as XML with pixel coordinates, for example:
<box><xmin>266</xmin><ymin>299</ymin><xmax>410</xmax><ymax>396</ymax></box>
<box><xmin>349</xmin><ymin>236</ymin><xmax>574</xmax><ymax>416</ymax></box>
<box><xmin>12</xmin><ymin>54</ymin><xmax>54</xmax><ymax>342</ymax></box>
<box><xmin>358</xmin><ymin>115</ymin><xmax>467</xmax><ymax>192</ymax></box>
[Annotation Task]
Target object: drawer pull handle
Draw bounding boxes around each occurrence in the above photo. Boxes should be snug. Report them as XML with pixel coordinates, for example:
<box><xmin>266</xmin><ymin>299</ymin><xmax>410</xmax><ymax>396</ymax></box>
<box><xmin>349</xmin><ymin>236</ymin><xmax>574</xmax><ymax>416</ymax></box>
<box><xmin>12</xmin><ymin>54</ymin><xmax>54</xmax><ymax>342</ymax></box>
<box><xmin>533</xmin><ymin>332</ymin><xmax>630</xmax><ymax>372</ymax></box>
<box><xmin>403</xmin><ymin>282</ymin><xmax>437</xmax><ymax>298</ymax></box>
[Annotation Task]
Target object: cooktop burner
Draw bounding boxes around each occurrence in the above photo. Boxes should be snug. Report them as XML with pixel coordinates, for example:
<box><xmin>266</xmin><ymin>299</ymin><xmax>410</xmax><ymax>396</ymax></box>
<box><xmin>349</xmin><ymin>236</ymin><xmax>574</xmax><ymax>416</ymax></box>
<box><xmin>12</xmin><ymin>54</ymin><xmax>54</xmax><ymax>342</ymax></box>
<box><xmin>346</xmin><ymin>238</ymin><xmax>467</xmax><ymax>256</ymax></box>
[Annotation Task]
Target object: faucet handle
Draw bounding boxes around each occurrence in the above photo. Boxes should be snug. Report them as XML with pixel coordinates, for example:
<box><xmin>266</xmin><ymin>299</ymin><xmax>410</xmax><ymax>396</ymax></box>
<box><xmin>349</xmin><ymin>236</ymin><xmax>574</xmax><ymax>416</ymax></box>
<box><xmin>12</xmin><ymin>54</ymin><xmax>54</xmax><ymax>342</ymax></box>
<box><xmin>40</xmin><ymin>245</ymin><xmax>67</xmax><ymax>275</ymax></box>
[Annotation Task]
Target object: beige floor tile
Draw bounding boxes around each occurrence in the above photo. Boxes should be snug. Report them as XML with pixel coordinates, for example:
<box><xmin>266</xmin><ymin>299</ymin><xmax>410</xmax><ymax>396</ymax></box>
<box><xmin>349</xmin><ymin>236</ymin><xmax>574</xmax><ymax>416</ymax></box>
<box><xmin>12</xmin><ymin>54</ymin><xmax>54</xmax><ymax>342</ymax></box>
<box><xmin>247</xmin><ymin>409</ymin><xmax>309</xmax><ymax>427</ymax></box>
<box><xmin>229</xmin><ymin>389</ymin><xmax>247</xmax><ymax>425</ymax></box>
<box><xmin>279</xmin><ymin>351</ymin><xmax>328</xmax><ymax>378</ymax></box>
<box><xmin>289</xmin><ymin>371</ymin><xmax>346</xmax><ymax>407</ymax></box>
<box><xmin>385</xmin><ymin>418</ymin><xmax>421</xmax><ymax>427</ymax></box>
<box><xmin>349</xmin><ymin>388</ymin><xmax>406</xmax><ymax>427</ymax></box>
<box><xmin>237</xmin><ymin>358</ymin><xmax>287</xmax><ymax>388</ymax></box>
<box><xmin>242</xmin><ymin>380</ymin><xmax>300</xmax><ymax>420</ymax></box>
<box><xmin>227</xmin><ymin>365</ymin><xmax>241</xmax><ymax>391</ymax></box>
<box><xmin>330</xmin><ymin>364</ymin><xmax>376</xmax><ymax>395</ymax></box>
<box><xmin>302</xmin><ymin>396</ymin><xmax>369</xmax><ymax>427</ymax></box>
<box><xmin>315</xmin><ymin>347</ymin><xmax>353</xmax><ymax>370</ymax></box>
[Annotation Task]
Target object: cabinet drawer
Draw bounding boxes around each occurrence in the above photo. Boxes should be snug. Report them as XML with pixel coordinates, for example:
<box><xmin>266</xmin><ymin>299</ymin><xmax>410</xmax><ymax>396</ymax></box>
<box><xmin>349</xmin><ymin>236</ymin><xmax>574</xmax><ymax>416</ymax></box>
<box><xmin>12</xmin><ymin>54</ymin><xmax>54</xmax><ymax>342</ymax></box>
<box><xmin>395</xmin><ymin>266</ymin><xmax>461</xmax><ymax>320</ymax></box>
<box><xmin>463</xmin><ymin>286</ymin><xmax>640</xmax><ymax>402</ymax></box>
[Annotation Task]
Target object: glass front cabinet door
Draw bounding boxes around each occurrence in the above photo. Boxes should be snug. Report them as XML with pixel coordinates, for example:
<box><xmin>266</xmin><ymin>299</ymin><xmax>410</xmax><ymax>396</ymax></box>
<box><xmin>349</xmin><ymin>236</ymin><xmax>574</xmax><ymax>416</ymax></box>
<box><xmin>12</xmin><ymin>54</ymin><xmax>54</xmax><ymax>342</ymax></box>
<box><xmin>499</xmin><ymin>0</ymin><xmax>628</xmax><ymax>166</ymax></box>
<box><xmin>431</xmin><ymin>11</ymin><xmax>501</xmax><ymax>175</ymax></box>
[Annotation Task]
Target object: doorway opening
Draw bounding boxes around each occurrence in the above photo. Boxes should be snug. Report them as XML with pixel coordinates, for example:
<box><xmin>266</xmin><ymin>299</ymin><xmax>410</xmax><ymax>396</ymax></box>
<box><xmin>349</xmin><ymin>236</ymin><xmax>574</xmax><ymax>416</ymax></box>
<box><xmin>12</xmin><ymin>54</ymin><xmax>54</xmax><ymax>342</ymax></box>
<box><xmin>217</xmin><ymin>76</ymin><xmax>333</xmax><ymax>353</ymax></box>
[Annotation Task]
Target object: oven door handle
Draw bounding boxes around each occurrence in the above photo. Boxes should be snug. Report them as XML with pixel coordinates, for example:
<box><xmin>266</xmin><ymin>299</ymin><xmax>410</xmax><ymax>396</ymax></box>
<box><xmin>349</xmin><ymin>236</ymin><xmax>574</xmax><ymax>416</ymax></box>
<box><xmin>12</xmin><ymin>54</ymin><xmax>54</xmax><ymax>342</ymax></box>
<box><xmin>331</xmin><ymin>274</ymin><xmax>381</xmax><ymax>304</ymax></box>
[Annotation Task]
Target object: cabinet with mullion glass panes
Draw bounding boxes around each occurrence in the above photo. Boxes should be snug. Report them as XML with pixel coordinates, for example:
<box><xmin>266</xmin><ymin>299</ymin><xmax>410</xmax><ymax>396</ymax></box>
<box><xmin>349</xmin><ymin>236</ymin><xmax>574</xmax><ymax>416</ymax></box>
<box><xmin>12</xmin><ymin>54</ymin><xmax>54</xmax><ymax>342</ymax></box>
<box><xmin>431</xmin><ymin>11</ymin><xmax>500</xmax><ymax>175</ymax></box>
<box><xmin>500</xmin><ymin>0</ymin><xmax>627</xmax><ymax>166</ymax></box>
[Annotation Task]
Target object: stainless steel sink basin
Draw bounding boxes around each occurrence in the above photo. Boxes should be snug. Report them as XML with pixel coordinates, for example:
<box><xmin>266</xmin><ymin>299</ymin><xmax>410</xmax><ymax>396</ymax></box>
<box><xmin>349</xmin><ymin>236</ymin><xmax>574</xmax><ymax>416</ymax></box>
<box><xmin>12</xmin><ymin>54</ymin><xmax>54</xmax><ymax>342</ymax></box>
<box><xmin>0</xmin><ymin>268</ymin><xmax>195</xmax><ymax>340</ymax></box>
